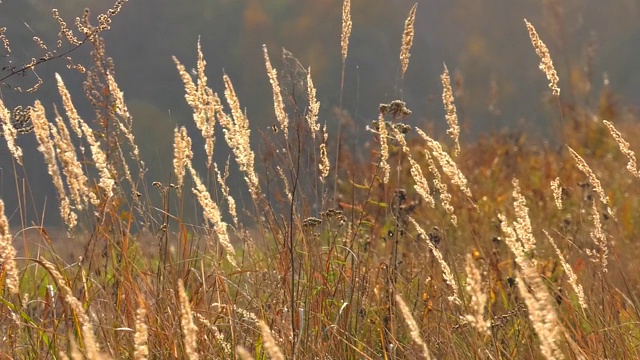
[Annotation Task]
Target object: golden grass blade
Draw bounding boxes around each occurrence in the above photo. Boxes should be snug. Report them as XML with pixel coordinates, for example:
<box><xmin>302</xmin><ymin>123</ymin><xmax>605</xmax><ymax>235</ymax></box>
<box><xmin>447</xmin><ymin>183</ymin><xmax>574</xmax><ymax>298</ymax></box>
<box><xmin>400</xmin><ymin>4</ymin><xmax>418</xmax><ymax>78</ymax></box>
<box><xmin>258</xmin><ymin>321</ymin><xmax>285</xmax><ymax>360</ymax></box>
<box><xmin>263</xmin><ymin>45</ymin><xmax>288</xmax><ymax>140</ymax></box>
<box><xmin>603</xmin><ymin>119</ymin><xmax>640</xmax><ymax>177</ymax></box>
<box><xmin>31</xmin><ymin>101</ymin><xmax>77</xmax><ymax>231</ymax></box>
<box><xmin>441</xmin><ymin>63</ymin><xmax>460</xmax><ymax>156</ymax></box>
<box><xmin>524</xmin><ymin>19</ymin><xmax>560</xmax><ymax>96</ymax></box>
<box><xmin>395</xmin><ymin>294</ymin><xmax>432</xmax><ymax>359</ymax></box>
<box><xmin>0</xmin><ymin>97</ymin><xmax>23</xmax><ymax>165</ymax></box>
<box><xmin>178</xmin><ymin>280</ymin><xmax>199</xmax><ymax>360</ymax></box>
<box><xmin>0</xmin><ymin>199</ymin><xmax>19</xmax><ymax>295</ymax></box>
<box><xmin>341</xmin><ymin>0</ymin><xmax>352</xmax><ymax>63</ymax></box>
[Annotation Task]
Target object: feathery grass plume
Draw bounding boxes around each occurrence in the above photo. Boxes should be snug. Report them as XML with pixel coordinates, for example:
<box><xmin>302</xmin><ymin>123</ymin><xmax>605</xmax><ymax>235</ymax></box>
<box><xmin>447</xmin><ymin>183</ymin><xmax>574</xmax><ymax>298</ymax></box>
<box><xmin>51</xmin><ymin>107</ymin><xmax>96</xmax><ymax>210</ymax></box>
<box><xmin>178</xmin><ymin>280</ymin><xmax>199</xmax><ymax>360</ymax></box>
<box><xmin>258</xmin><ymin>321</ymin><xmax>285</xmax><ymax>360</ymax></box>
<box><xmin>306</xmin><ymin>67</ymin><xmax>321</xmax><ymax>138</ymax></box>
<box><xmin>106</xmin><ymin>72</ymin><xmax>142</xmax><ymax>179</ymax></box>
<box><xmin>567</xmin><ymin>146</ymin><xmax>610</xmax><ymax>211</ymax></box>
<box><xmin>173</xmin><ymin>43</ymin><xmax>216</xmax><ymax>167</ymax></box>
<box><xmin>587</xmin><ymin>201</ymin><xmax>608</xmax><ymax>272</ymax></box>
<box><xmin>31</xmin><ymin>101</ymin><xmax>77</xmax><ymax>231</ymax></box>
<box><xmin>426</xmin><ymin>154</ymin><xmax>456</xmax><ymax>225</ymax></box>
<box><xmin>416</xmin><ymin>128</ymin><xmax>474</xmax><ymax>201</ymax></box>
<box><xmin>0</xmin><ymin>98</ymin><xmax>23</xmax><ymax>165</ymax></box>
<box><xmin>276</xmin><ymin>166</ymin><xmax>292</xmax><ymax>203</ymax></box>
<box><xmin>441</xmin><ymin>64</ymin><xmax>460</xmax><ymax>157</ymax></box>
<box><xmin>512</xmin><ymin>179</ymin><xmax>536</xmax><ymax>255</ymax></box>
<box><xmin>263</xmin><ymin>45</ymin><xmax>289</xmax><ymax>140</ymax></box>
<box><xmin>236</xmin><ymin>346</ymin><xmax>253</xmax><ymax>360</ymax></box>
<box><xmin>40</xmin><ymin>258</ymin><xmax>100</xmax><ymax>358</ymax></box>
<box><xmin>498</xmin><ymin>214</ymin><xmax>527</xmax><ymax>268</ymax></box>
<box><xmin>80</xmin><ymin>116</ymin><xmax>114</xmax><ymax>202</ymax></box>
<box><xmin>213</xmin><ymin>161</ymin><xmax>238</xmax><ymax>228</ymax></box>
<box><xmin>409</xmin><ymin>217</ymin><xmax>461</xmax><ymax>304</ymax></box>
<box><xmin>524</xmin><ymin>19</ymin><xmax>560</xmax><ymax>96</ymax></box>
<box><xmin>544</xmin><ymin>230</ymin><xmax>587</xmax><ymax>311</ymax></box>
<box><xmin>0</xmin><ymin>27</ymin><xmax>11</xmax><ymax>53</ymax></box>
<box><xmin>319</xmin><ymin>126</ymin><xmax>330</xmax><ymax>181</ymax></box>
<box><xmin>0</xmin><ymin>199</ymin><xmax>19</xmax><ymax>295</ymax></box>
<box><xmin>56</xmin><ymin>73</ymin><xmax>114</xmax><ymax>202</ymax></box>
<box><xmin>400</xmin><ymin>4</ymin><xmax>418</xmax><ymax>78</ymax></box>
<box><xmin>341</xmin><ymin>0</ymin><xmax>352</xmax><ymax>63</ymax></box>
<box><xmin>377</xmin><ymin>113</ymin><xmax>391</xmax><ymax>183</ymax></box>
<box><xmin>173</xmin><ymin>127</ymin><xmax>193</xmax><ymax>195</ymax></box>
<box><xmin>516</xmin><ymin>267</ymin><xmax>564</xmax><ymax>360</ymax></box>
<box><xmin>187</xmin><ymin>162</ymin><xmax>238</xmax><ymax>270</ymax></box>
<box><xmin>392</xmin><ymin>128</ymin><xmax>436</xmax><ymax>208</ymax></box>
<box><xmin>133</xmin><ymin>299</ymin><xmax>149</xmax><ymax>360</ymax></box>
<box><xmin>603</xmin><ymin>120</ymin><xmax>640</xmax><ymax>177</ymax></box>
<box><xmin>55</xmin><ymin>73</ymin><xmax>82</xmax><ymax>136</ymax></box>
<box><xmin>396</xmin><ymin>294</ymin><xmax>432</xmax><ymax>359</ymax></box>
<box><xmin>193</xmin><ymin>312</ymin><xmax>231</xmax><ymax>357</ymax></box>
<box><xmin>551</xmin><ymin>177</ymin><xmax>563</xmax><ymax>210</ymax></box>
<box><xmin>220</xmin><ymin>75</ymin><xmax>260</xmax><ymax>201</ymax></box>
<box><xmin>463</xmin><ymin>254</ymin><xmax>489</xmax><ymax>336</ymax></box>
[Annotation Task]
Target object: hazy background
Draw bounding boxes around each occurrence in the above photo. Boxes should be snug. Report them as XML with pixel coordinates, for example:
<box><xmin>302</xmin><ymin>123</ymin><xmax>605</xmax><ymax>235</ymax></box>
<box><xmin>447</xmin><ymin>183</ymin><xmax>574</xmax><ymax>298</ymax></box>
<box><xmin>1</xmin><ymin>0</ymin><xmax>639</xmax><ymax>226</ymax></box>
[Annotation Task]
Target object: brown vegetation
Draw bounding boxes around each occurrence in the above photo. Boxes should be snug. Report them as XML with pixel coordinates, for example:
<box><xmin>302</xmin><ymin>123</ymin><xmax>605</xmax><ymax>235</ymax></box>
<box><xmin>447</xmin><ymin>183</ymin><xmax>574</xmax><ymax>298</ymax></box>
<box><xmin>2</xmin><ymin>1</ymin><xmax>640</xmax><ymax>359</ymax></box>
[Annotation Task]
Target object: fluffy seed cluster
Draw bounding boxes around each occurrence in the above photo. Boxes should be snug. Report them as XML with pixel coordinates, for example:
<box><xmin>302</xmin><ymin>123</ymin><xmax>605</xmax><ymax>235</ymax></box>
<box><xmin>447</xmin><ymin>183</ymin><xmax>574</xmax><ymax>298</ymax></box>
<box><xmin>524</xmin><ymin>19</ymin><xmax>560</xmax><ymax>96</ymax></box>
<box><xmin>400</xmin><ymin>4</ymin><xmax>418</xmax><ymax>77</ymax></box>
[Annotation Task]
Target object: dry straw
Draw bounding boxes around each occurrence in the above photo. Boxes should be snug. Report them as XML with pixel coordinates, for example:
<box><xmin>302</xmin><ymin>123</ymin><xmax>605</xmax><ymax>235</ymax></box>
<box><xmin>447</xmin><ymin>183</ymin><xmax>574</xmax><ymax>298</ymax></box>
<box><xmin>0</xmin><ymin>97</ymin><xmax>24</xmax><ymax>165</ymax></box>
<box><xmin>51</xmin><ymin>107</ymin><xmax>96</xmax><ymax>210</ymax></box>
<box><xmin>377</xmin><ymin>113</ymin><xmax>391</xmax><ymax>183</ymax></box>
<box><xmin>567</xmin><ymin>146</ymin><xmax>610</xmax><ymax>210</ymax></box>
<box><xmin>462</xmin><ymin>254</ymin><xmax>489</xmax><ymax>336</ymax></box>
<box><xmin>173</xmin><ymin>126</ymin><xmax>193</xmax><ymax>194</ymax></box>
<box><xmin>512</xmin><ymin>179</ymin><xmax>537</xmax><ymax>255</ymax></box>
<box><xmin>416</xmin><ymin>128</ymin><xmax>474</xmax><ymax>201</ymax></box>
<box><xmin>0</xmin><ymin>199</ymin><xmax>19</xmax><ymax>295</ymax></box>
<box><xmin>544</xmin><ymin>230</ymin><xmax>587</xmax><ymax>311</ymax></box>
<box><xmin>193</xmin><ymin>312</ymin><xmax>231</xmax><ymax>357</ymax></box>
<box><xmin>319</xmin><ymin>126</ymin><xmax>330</xmax><ymax>181</ymax></box>
<box><xmin>396</xmin><ymin>294</ymin><xmax>432</xmax><ymax>359</ymax></box>
<box><xmin>236</xmin><ymin>346</ymin><xmax>253</xmax><ymax>360</ymax></box>
<box><xmin>263</xmin><ymin>45</ymin><xmax>289</xmax><ymax>139</ymax></box>
<box><xmin>213</xmin><ymin>162</ymin><xmax>238</xmax><ymax>228</ymax></box>
<box><xmin>306</xmin><ymin>67</ymin><xmax>321</xmax><ymax>138</ymax></box>
<box><xmin>524</xmin><ymin>19</ymin><xmax>560</xmax><ymax>96</ymax></box>
<box><xmin>258</xmin><ymin>321</ymin><xmax>285</xmax><ymax>360</ymax></box>
<box><xmin>441</xmin><ymin>64</ymin><xmax>460</xmax><ymax>157</ymax></box>
<box><xmin>516</xmin><ymin>266</ymin><xmax>564</xmax><ymax>360</ymax></box>
<box><xmin>173</xmin><ymin>41</ymin><xmax>216</xmax><ymax>167</ymax></box>
<box><xmin>133</xmin><ymin>299</ymin><xmax>149</xmax><ymax>360</ymax></box>
<box><xmin>187</xmin><ymin>162</ymin><xmax>238</xmax><ymax>270</ymax></box>
<box><xmin>409</xmin><ymin>217</ymin><xmax>461</xmax><ymax>304</ymax></box>
<box><xmin>178</xmin><ymin>280</ymin><xmax>199</xmax><ymax>360</ymax></box>
<box><xmin>587</xmin><ymin>201</ymin><xmax>608</xmax><ymax>272</ymax></box>
<box><xmin>392</xmin><ymin>128</ymin><xmax>435</xmax><ymax>209</ymax></box>
<box><xmin>341</xmin><ymin>0</ymin><xmax>352</xmax><ymax>63</ymax></box>
<box><xmin>40</xmin><ymin>258</ymin><xmax>100</xmax><ymax>358</ymax></box>
<box><xmin>220</xmin><ymin>75</ymin><xmax>261</xmax><ymax>202</ymax></box>
<box><xmin>400</xmin><ymin>4</ymin><xmax>418</xmax><ymax>78</ymax></box>
<box><xmin>31</xmin><ymin>101</ymin><xmax>77</xmax><ymax>231</ymax></box>
<box><xmin>426</xmin><ymin>153</ymin><xmax>456</xmax><ymax>225</ymax></box>
<box><xmin>56</xmin><ymin>74</ymin><xmax>114</xmax><ymax>201</ymax></box>
<box><xmin>551</xmin><ymin>177</ymin><xmax>563</xmax><ymax>210</ymax></box>
<box><xmin>603</xmin><ymin>119</ymin><xmax>640</xmax><ymax>177</ymax></box>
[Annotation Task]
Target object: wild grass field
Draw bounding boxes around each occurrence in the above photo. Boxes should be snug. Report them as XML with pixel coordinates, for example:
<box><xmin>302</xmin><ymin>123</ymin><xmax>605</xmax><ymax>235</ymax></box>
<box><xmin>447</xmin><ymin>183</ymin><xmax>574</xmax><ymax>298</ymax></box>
<box><xmin>2</xmin><ymin>1</ymin><xmax>640</xmax><ymax>359</ymax></box>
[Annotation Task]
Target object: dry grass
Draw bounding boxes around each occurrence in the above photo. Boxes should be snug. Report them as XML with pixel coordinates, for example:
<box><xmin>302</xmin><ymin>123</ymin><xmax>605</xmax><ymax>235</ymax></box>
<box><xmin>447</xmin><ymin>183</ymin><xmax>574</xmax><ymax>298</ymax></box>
<box><xmin>2</xmin><ymin>2</ymin><xmax>640</xmax><ymax>360</ymax></box>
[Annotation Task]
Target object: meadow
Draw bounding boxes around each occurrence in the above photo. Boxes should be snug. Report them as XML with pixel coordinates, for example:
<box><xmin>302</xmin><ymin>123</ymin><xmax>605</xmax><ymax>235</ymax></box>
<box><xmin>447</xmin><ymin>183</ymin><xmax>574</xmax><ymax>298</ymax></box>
<box><xmin>2</xmin><ymin>1</ymin><xmax>640</xmax><ymax>359</ymax></box>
